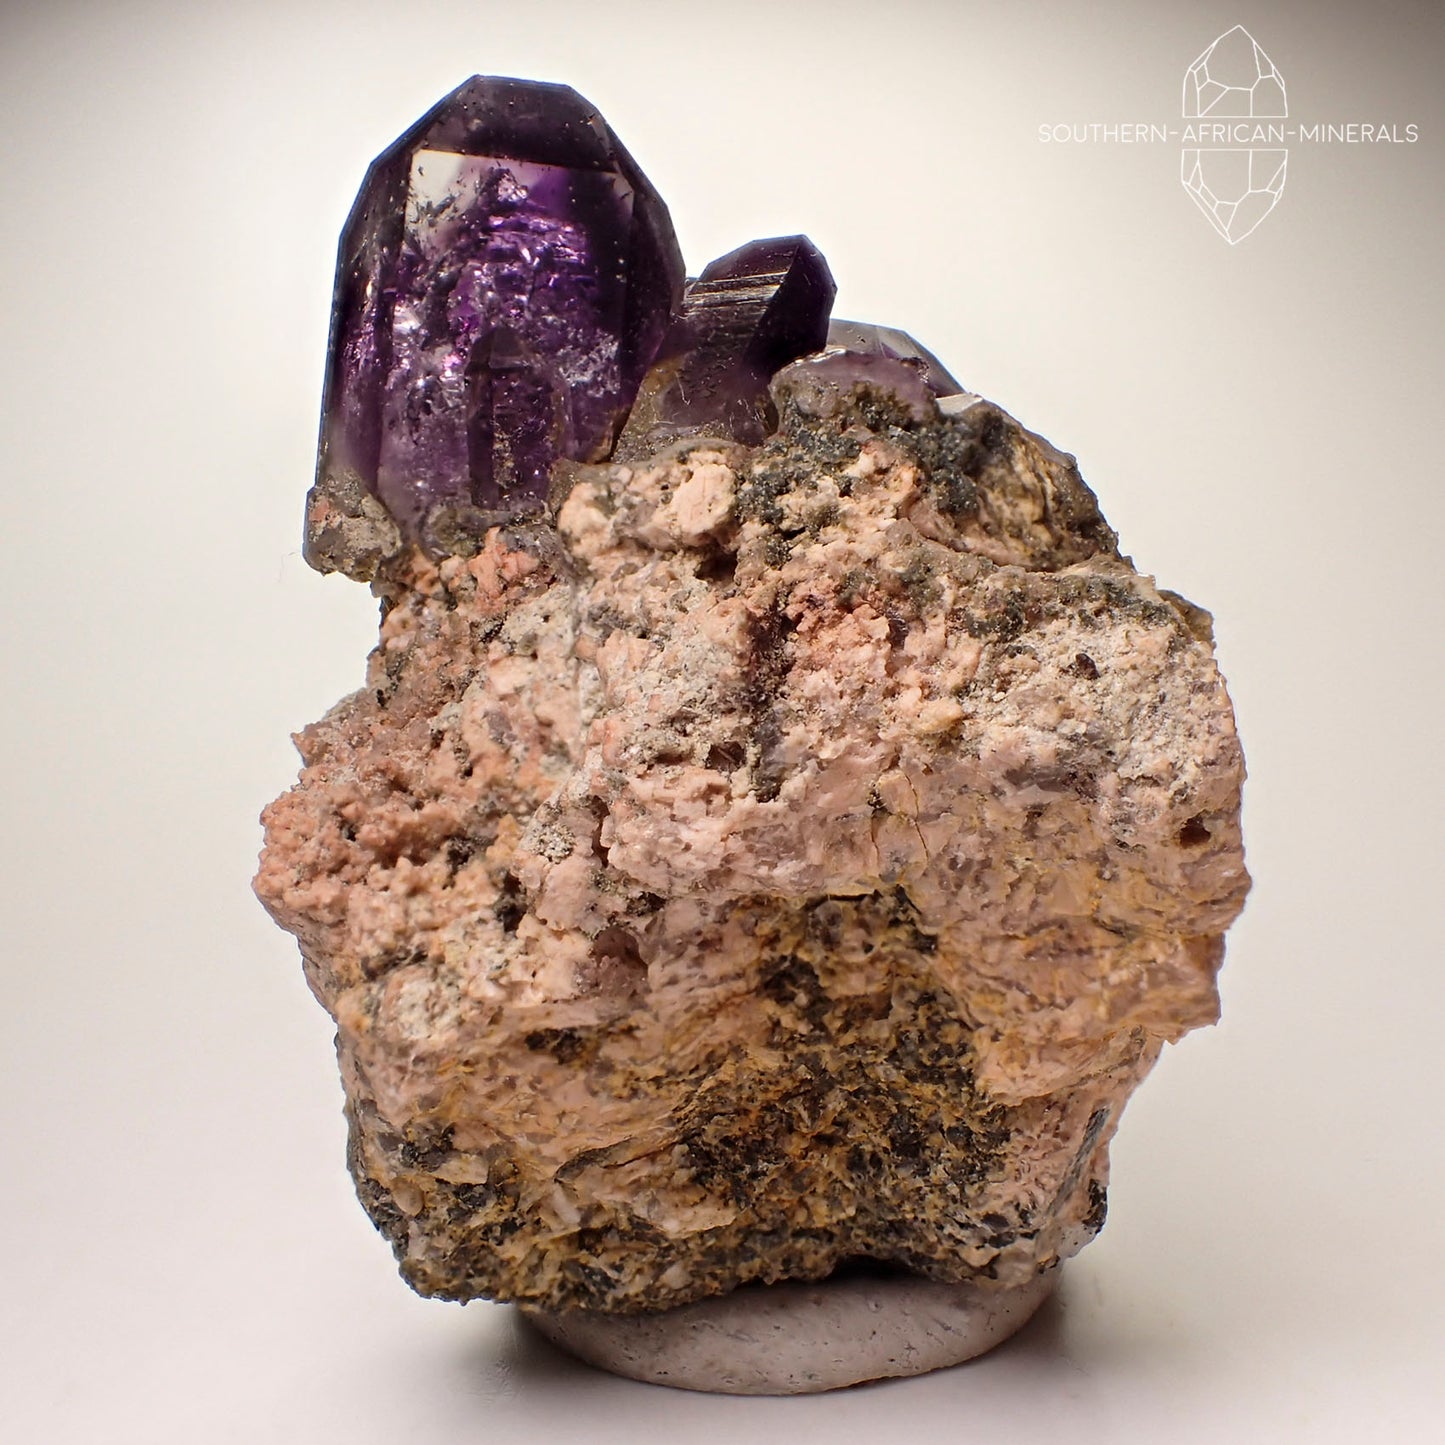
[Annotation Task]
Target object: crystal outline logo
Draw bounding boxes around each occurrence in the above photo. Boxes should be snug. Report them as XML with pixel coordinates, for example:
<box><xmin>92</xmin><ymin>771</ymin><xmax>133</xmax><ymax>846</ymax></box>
<box><xmin>1180</xmin><ymin>26</ymin><xmax>1288</xmax><ymax>245</ymax></box>
<box><xmin>1035</xmin><ymin>24</ymin><xmax>1421</xmax><ymax>250</ymax></box>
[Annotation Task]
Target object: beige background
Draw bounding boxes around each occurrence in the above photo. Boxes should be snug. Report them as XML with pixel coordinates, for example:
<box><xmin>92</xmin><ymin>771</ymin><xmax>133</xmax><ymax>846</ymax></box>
<box><xmin>2</xmin><ymin>0</ymin><xmax>1441</xmax><ymax>1439</ymax></box>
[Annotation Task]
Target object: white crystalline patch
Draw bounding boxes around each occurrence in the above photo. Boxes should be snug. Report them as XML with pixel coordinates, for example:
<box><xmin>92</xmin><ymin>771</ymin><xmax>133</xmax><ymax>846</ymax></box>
<box><xmin>1182</xmin><ymin>25</ymin><xmax>1287</xmax><ymax>119</ymax></box>
<box><xmin>1181</xmin><ymin>148</ymin><xmax>1288</xmax><ymax>245</ymax></box>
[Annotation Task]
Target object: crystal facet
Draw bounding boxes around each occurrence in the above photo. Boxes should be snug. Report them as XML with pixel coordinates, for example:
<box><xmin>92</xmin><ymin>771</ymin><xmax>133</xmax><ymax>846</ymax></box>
<box><xmin>616</xmin><ymin>236</ymin><xmax>835</xmax><ymax>456</ymax></box>
<box><xmin>315</xmin><ymin>76</ymin><xmax>685</xmax><ymax>544</ymax></box>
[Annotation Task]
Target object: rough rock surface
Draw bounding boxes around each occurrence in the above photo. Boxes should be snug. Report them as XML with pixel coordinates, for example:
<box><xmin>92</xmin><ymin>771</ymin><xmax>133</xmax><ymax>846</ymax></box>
<box><xmin>256</xmin><ymin>362</ymin><xmax>1250</xmax><ymax>1314</ymax></box>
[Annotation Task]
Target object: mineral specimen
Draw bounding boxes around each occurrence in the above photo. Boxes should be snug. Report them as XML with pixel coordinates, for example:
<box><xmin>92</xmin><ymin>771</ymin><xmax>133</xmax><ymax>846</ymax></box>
<box><xmin>257</xmin><ymin>76</ymin><xmax>1250</xmax><ymax>1355</ymax></box>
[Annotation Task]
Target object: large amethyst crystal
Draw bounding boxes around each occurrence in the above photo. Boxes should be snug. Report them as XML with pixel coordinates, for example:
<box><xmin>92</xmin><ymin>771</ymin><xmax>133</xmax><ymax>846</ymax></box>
<box><xmin>309</xmin><ymin>75</ymin><xmax>684</xmax><ymax>566</ymax></box>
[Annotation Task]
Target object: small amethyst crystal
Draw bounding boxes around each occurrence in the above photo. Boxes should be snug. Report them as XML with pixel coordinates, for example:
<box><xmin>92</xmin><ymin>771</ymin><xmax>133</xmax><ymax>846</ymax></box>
<box><xmin>309</xmin><ymin>75</ymin><xmax>684</xmax><ymax>565</ymax></box>
<box><xmin>616</xmin><ymin>237</ymin><xmax>835</xmax><ymax>457</ymax></box>
<box><xmin>824</xmin><ymin>321</ymin><xmax>965</xmax><ymax>398</ymax></box>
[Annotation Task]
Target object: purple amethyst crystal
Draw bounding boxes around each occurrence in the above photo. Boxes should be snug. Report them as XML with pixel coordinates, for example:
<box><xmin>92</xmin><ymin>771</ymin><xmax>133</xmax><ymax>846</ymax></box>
<box><xmin>825</xmin><ymin>321</ymin><xmax>964</xmax><ymax>398</ymax></box>
<box><xmin>615</xmin><ymin>236</ymin><xmax>835</xmax><ymax>456</ymax></box>
<box><xmin>313</xmin><ymin>75</ymin><xmax>685</xmax><ymax>554</ymax></box>
<box><xmin>771</xmin><ymin>350</ymin><xmax>941</xmax><ymax>429</ymax></box>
